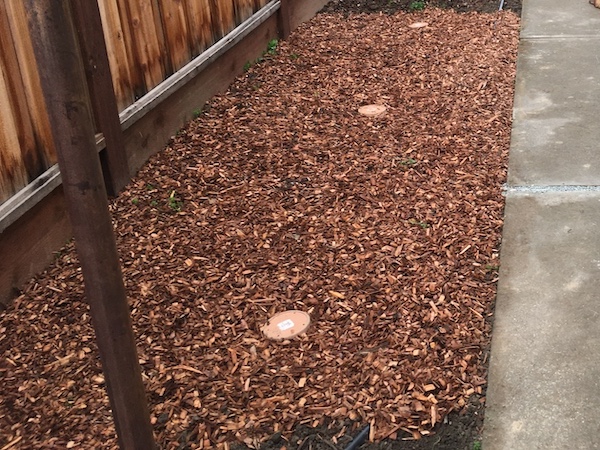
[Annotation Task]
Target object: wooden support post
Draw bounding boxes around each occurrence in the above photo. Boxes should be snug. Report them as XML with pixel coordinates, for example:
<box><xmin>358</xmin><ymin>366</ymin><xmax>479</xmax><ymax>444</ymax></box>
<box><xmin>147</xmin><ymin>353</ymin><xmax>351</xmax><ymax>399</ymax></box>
<box><xmin>24</xmin><ymin>2</ymin><xmax>156</xmax><ymax>449</ymax></box>
<box><xmin>69</xmin><ymin>0</ymin><xmax>130</xmax><ymax>196</ymax></box>
<box><xmin>278</xmin><ymin>0</ymin><xmax>292</xmax><ymax>39</ymax></box>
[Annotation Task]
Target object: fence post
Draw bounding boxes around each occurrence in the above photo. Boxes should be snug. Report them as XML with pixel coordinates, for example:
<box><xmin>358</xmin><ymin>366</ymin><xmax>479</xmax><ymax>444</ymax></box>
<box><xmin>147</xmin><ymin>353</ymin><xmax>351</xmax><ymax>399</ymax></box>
<box><xmin>278</xmin><ymin>0</ymin><xmax>292</xmax><ymax>39</ymax></box>
<box><xmin>69</xmin><ymin>0</ymin><xmax>130</xmax><ymax>196</ymax></box>
<box><xmin>24</xmin><ymin>2</ymin><xmax>156</xmax><ymax>449</ymax></box>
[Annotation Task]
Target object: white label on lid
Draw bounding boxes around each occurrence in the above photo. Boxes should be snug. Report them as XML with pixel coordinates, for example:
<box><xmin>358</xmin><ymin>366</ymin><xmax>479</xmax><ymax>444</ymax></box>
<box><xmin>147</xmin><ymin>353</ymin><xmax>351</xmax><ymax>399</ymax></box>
<box><xmin>277</xmin><ymin>319</ymin><xmax>295</xmax><ymax>331</ymax></box>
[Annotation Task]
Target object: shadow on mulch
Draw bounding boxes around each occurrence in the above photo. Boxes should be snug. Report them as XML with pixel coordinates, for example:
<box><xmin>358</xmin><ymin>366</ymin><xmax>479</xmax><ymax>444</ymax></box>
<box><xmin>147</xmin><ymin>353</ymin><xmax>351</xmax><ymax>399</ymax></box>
<box><xmin>321</xmin><ymin>0</ymin><xmax>521</xmax><ymax>16</ymax></box>
<box><xmin>232</xmin><ymin>395</ymin><xmax>484</xmax><ymax>450</ymax></box>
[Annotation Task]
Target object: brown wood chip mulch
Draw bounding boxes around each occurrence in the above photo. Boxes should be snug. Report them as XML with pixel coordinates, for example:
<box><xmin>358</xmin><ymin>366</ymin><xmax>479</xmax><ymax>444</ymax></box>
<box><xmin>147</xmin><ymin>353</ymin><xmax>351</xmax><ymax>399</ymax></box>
<box><xmin>0</xmin><ymin>9</ymin><xmax>519</xmax><ymax>450</ymax></box>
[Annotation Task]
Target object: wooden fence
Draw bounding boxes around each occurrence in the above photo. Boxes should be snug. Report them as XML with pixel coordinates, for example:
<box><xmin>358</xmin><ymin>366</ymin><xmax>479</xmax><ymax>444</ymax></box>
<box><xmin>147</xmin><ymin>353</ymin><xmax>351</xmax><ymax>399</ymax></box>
<box><xmin>0</xmin><ymin>0</ymin><xmax>328</xmax><ymax>306</ymax></box>
<box><xmin>0</xmin><ymin>0</ymin><xmax>271</xmax><ymax>206</ymax></box>
<box><xmin>0</xmin><ymin>1</ymin><xmax>57</xmax><ymax>205</ymax></box>
<box><xmin>99</xmin><ymin>0</ymin><xmax>270</xmax><ymax>111</ymax></box>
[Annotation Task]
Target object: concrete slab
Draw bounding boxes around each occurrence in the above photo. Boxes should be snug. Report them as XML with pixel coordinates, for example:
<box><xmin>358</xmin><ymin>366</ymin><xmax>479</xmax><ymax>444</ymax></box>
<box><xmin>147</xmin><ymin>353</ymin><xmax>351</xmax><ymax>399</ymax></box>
<box><xmin>521</xmin><ymin>0</ymin><xmax>600</xmax><ymax>38</ymax></box>
<box><xmin>507</xmin><ymin>38</ymin><xmax>600</xmax><ymax>186</ymax></box>
<box><xmin>484</xmin><ymin>191</ymin><xmax>600</xmax><ymax>450</ymax></box>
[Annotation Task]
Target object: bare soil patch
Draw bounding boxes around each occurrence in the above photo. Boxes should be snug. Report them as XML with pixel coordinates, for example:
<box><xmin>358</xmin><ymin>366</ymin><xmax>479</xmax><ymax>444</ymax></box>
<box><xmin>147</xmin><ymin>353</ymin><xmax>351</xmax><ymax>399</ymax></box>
<box><xmin>0</xmin><ymin>7</ymin><xmax>519</xmax><ymax>450</ymax></box>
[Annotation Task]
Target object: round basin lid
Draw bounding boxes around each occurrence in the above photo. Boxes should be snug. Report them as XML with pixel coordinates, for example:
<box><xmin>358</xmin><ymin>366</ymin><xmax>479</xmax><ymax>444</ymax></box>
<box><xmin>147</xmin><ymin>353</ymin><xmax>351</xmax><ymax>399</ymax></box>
<box><xmin>262</xmin><ymin>310</ymin><xmax>311</xmax><ymax>341</ymax></box>
<box><xmin>358</xmin><ymin>104</ymin><xmax>387</xmax><ymax>117</ymax></box>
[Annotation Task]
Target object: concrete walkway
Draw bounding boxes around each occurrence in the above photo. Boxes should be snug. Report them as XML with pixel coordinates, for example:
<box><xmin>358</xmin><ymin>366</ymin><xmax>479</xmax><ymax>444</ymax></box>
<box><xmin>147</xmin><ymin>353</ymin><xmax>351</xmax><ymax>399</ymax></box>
<box><xmin>483</xmin><ymin>1</ymin><xmax>600</xmax><ymax>449</ymax></box>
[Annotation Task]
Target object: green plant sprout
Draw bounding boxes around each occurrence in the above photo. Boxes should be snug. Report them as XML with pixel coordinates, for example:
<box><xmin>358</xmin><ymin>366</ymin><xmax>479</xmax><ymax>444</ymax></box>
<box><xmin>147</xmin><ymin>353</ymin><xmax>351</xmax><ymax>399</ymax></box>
<box><xmin>168</xmin><ymin>190</ymin><xmax>183</xmax><ymax>212</ymax></box>
<box><xmin>266</xmin><ymin>39</ymin><xmax>278</xmax><ymax>55</ymax></box>
<box><xmin>410</xmin><ymin>0</ymin><xmax>426</xmax><ymax>10</ymax></box>
<box><xmin>400</xmin><ymin>158</ymin><xmax>418</xmax><ymax>166</ymax></box>
<box><xmin>408</xmin><ymin>218</ymin><xmax>430</xmax><ymax>229</ymax></box>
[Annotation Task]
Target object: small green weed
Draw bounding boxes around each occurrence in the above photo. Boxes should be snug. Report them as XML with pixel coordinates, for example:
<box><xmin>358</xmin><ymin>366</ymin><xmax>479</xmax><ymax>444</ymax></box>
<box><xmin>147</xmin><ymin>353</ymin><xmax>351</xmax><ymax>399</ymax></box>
<box><xmin>131</xmin><ymin>197</ymin><xmax>139</xmax><ymax>205</ymax></box>
<box><xmin>393</xmin><ymin>156</ymin><xmax>418</xmax><ymax>168</ymax></box>
<box><xmin>146</xmin><ymin>183</ymin><xmax>156</xmax><ymax>191</ymax></box>
<box><xmin>409</xmin><ymin>218</ymin><xmax>430</xmax><ymax>229</ymax></box>
<box><xmin>473</xmin><ymin>441</ymin><xmax>482</xmax><ymax>450</ymax></box>
<box><xmin>289</xmin><ymin>53</ymin><xmax>300</xmax><ymax>60</ymax></box>
<box><xmin>243</xmin><ymin>40</ymin><xmax>279</xmax><ymax>74</ymax></box>
<box><xmin>168</xmin><ymin>190</ymin><xmax>183</xmax><ymax>212</ymax></box>
<box><xmin>485</xmin><ymin>264</ymin><xmax>500</xmax><ymax>272</ymax></box>
<box><xmin>410</xmin><ymin>0</ymin><xmax>426</xmax><ymax>10</ymax></box>
<box><xmin>192</xmin><ymin>108</ymin><xmax>202</xmax><ymax>118</ymax></box>
<box><xmin>266</xmin><ymin>39</ymin><xmax>278</xmax><ymax>55</ymax></box>
<box><xmin>400</xmin><ymin>158</ymin><xmax>418</xmax><ymax>166</ymax></box>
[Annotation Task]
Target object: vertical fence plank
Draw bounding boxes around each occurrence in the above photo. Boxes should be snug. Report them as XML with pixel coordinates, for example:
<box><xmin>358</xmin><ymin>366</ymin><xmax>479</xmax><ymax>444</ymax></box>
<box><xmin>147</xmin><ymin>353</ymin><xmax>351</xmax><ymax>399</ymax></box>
<box><xmin>253</xmin><ymin>0</ymin><xmax>270</xmax><ymax>11</ymax></box>
<box><xmin>97</xmin><ymin>0</ymin><xmax>135</xmax><ymax>111</ymax></box>
<box><xmin>112</xmin><ymin>0</ymin><xmax>145</xmax><ymax>101</ymax></box>
<box><xmin>3</xmin><ymin>0</ymin><xmax>56</xmax><ymax>169</ymax></box>
<box><xmin>158</xmin><ymin>0</ymin><xmax>192</xmax><ymax>73</ymax></box>
<box><xmin>150</xmin><ymin>0</ymin><xmax>170</xmax><ymax>75</ymax></box>
<box><xmin>126</xmin><ymin>0</ymin><xmax>167</xmax><ymax>90</ymax></box>
<box><xmin>211</xmin><ymin>0</ymin><xmax>236</xmax><ymax>39</ymax></box>
<box><xmin>0</xmin><ymin>65</ymin><xmax>28</xmax><ymax>203</ymax></box>
<box><xmin>0</xmin><ymin>2</ymin><xmax>42</xmax><ymax>185</ymax></box>
<box><xmin>184</xmin><ymin>0</ymin><xmax>214</xmax><ymax>58</ymax></box>
<box><xmin>235</xmin><ymin>0</ymin><xmax>255</xmax><ymax>24</ymax></box>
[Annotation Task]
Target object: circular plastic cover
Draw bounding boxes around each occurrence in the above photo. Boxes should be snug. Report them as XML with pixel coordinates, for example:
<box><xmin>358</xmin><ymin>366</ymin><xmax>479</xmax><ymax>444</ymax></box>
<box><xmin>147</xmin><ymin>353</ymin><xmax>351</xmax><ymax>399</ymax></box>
<box><xmin>262</xmin><ymin>310</ymin><xmax>311</xmax><ymax>341</ymax></box>
<box><xmin>358</xmin><ymin>104</ymin><xmax>387</xmax><ymax>117</ymax></box>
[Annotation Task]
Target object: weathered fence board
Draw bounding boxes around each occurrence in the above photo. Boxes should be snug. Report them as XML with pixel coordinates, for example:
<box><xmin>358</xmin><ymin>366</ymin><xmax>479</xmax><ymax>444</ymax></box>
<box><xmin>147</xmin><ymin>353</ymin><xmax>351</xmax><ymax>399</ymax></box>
<box><xmin>159</xmin><ymin>1</ymin><xmax>192</xmax><ymax>72</ymax></box>
<box><xmin>4</xmin><ymin>0</ymin><xmax>56</xmax><ymax>167</ymax></box>
<box><xmin>184</xmin><ymin>0</ymin><xmax>214</xmax><ymax>58</ymax></box>
<box><xmin>123</xmin><ymin>1</ymin><xmax>168</xmax><ymax>92</ymax></box>
<box><xmin>0</xmin><ymin>68</ymin><xmax>28</xmax><ymax>204</ymax></box>
<box><xmin>236</xmin><ymin>0</ymin><xmax>256</xmax><ymax>23</ymax></box>
<box><xmin>212</xmin><ymin>0</ymin><xmax>237</xmax><ymax>39</ymax></box>
<box><xmin>98</xmin><ymin>0</ymin><xmax>135</xmax><ymax>110</ymax></box>
<box><xmin>0</xmin><ymin>1</ymin><xmax>57</xmax><ymax>203</ymax></box>
<box><xmin>0</xmin><ymin>8</ymin><xmax>28</xmax><ymax>202</ymax></box>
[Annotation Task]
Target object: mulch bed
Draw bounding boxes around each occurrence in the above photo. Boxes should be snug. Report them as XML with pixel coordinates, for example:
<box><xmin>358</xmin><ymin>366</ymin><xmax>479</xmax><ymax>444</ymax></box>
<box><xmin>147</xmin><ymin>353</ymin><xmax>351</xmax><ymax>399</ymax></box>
<box><xmin>322</xmin><ymin>0</ymin><xmax>522</xmax><ymax>15</ymax></box>
<box><xmin>0</xmin><ymin>7</ymin><xmax>519</xmax><ymax>450</ymax></box>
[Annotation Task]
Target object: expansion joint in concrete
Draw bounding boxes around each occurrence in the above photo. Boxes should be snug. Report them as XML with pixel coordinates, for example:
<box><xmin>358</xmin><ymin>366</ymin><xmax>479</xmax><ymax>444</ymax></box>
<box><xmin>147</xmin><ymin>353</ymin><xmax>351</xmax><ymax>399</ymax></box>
<box><xmin>503</xmin><ymin>184</ymin><xmax>600</xmax><ymax>195</ymax></box>
<box><xmin>521</xmin><ymin>34</ymin><xmax>600</xmax><ymax>41</ymax></box>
